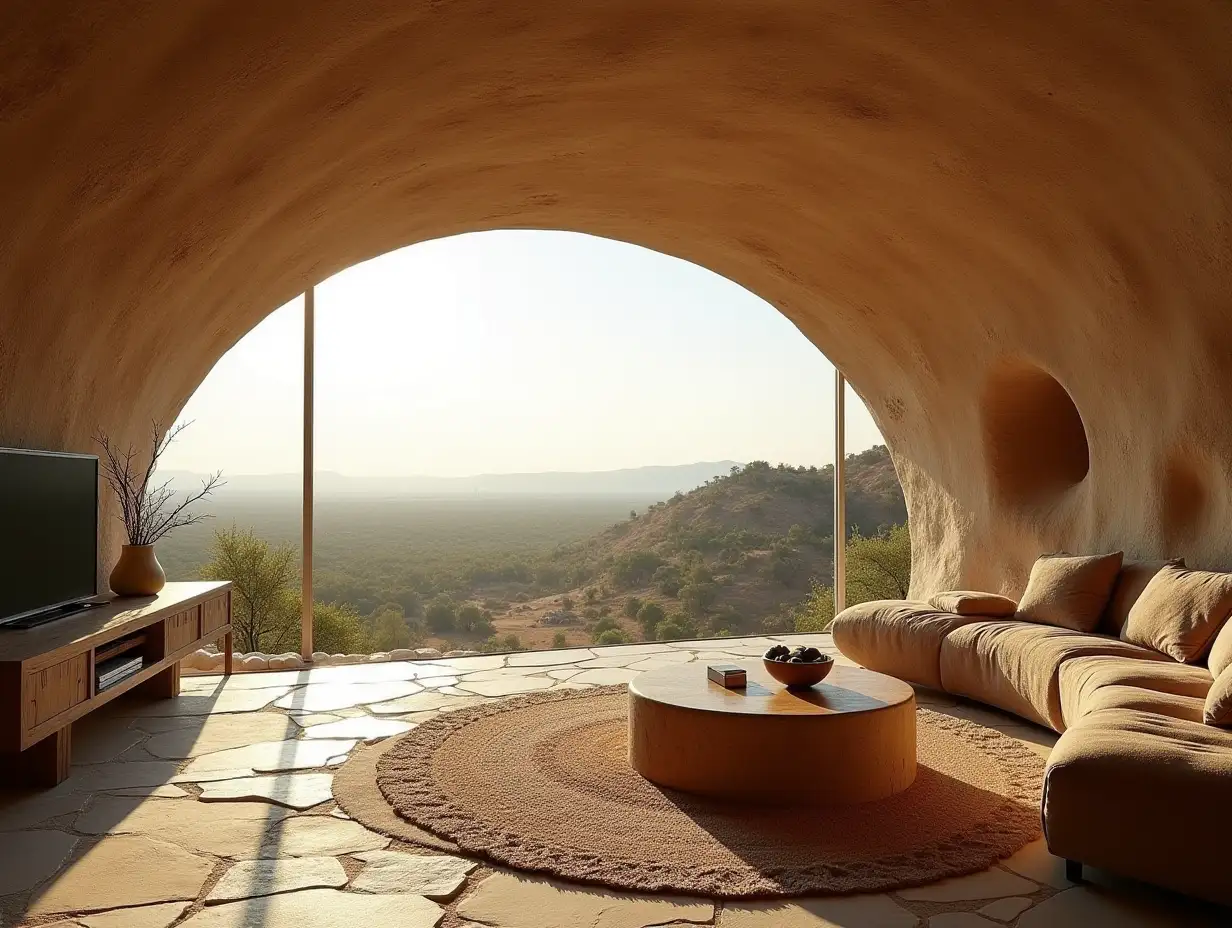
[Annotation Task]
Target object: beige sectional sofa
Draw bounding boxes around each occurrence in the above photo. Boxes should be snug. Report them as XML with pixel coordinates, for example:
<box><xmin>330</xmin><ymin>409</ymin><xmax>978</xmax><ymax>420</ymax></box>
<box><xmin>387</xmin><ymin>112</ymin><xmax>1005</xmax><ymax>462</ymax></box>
<box><xmin>831</xmin><ymin>556</ymin><xmax>1232</xmax><ymax>906</ymax></box>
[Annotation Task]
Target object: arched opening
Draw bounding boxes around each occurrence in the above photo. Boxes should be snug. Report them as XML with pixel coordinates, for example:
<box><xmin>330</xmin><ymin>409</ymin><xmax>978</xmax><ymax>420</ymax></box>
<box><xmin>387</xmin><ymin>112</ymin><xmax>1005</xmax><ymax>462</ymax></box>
<box><xmin>160</xmin><ymin>231</ymin><xmax>902</xmax><ymax>661</ymax></box>
<box><xmin>981</xmin><ymin>361</ymin><xmax>1090</xmax><ymax>508</ymax></box>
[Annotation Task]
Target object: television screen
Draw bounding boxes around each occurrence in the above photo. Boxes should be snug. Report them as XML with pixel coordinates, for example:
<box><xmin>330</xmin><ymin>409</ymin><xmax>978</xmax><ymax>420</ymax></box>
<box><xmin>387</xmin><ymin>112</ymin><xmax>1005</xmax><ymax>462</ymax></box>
<box><xmin>0</xmin><ymin>448</ymin><xmax>98</xmax><ymax>625</ymax></box>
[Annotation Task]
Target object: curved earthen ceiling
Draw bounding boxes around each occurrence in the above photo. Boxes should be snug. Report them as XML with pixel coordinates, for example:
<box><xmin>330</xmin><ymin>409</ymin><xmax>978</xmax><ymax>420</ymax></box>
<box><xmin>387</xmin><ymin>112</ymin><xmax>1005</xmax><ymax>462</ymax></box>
<box><xmin>2</xmin><ymin>1</ymin><xmax>1231</xmax><ymax>593</ymax></box>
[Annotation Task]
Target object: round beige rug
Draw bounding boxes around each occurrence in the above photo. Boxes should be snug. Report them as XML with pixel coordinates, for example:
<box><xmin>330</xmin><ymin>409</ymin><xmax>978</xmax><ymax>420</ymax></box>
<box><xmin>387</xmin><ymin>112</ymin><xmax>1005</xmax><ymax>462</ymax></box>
<box><xmin>334</xmin><ymin>686</ymin><xmax>1044</xmax><ymax>897</ymax></box>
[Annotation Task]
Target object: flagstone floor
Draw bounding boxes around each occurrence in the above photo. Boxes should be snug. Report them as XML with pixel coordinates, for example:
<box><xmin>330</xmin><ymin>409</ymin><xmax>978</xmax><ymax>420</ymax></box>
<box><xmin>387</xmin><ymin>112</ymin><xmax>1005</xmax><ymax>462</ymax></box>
<box><xmin>0</xmin><ymin>635</ymin><xmax>1224</xmax><ymax>927</ymax></box>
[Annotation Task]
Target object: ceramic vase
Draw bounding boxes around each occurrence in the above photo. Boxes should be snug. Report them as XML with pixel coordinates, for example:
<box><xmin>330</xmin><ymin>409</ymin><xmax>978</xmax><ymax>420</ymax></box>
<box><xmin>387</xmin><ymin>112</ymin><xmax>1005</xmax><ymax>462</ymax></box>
<box><xmin>109</xmin><ymin>544</ymin><xmax>166</xmax><ymax>596</ymax></box>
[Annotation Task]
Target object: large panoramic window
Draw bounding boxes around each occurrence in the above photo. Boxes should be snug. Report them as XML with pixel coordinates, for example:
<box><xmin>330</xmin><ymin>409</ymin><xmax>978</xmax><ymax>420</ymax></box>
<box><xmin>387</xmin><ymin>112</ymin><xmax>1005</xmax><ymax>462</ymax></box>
<box><xmin>161</xmin><ymin>231</ymin><xmax>896</xmax><ymax>660</ymax></box>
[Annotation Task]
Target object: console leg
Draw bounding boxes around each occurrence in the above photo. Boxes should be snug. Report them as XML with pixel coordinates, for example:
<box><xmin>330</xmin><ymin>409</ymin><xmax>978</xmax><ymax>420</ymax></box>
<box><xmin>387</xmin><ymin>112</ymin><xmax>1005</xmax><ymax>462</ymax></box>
<box><xmin>223</xmin><ymin>631</ymin><xmax>234</xmax><ymax>676</ymax></box>
<box><xmin>3</xmin><ymin>727</ymin><xmax>73</xmax><ymax>787</ymax></box>
<box><xmin>1065</xmin><ymin>859</ymin><xmax>1084</xmax><ymax>883</ymax></box>
<box><xmin>141</xmin><ymin>661</ymin><xmax>181</xmax><ymax>699</ymax></box>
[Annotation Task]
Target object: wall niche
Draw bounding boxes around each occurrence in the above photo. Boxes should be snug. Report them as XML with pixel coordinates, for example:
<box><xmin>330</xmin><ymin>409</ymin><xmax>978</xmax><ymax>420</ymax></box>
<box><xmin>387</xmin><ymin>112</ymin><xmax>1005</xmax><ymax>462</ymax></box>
<box><xmin>981</xmin><ymin>361</ymin><xmax>1090</xmax><ymax>508</ymax></box>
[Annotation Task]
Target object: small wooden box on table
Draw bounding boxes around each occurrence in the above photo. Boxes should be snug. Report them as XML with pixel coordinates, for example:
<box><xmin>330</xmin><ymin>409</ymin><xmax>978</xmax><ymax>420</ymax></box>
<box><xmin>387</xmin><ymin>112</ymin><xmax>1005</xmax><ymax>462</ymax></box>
<box><xmin>0</xmin><ymin>581</ymin><xmax>233</xmax><ymax>786</ymax></box>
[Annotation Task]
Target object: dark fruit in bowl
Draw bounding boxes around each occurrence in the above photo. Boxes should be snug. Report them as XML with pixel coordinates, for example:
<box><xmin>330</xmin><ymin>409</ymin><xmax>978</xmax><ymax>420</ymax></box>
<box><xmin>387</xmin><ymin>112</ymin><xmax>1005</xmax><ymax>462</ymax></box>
<box><xmin>764</xmin><ymin>645</ymin><xmax>791</xmax><ymax>661</ymax></box>
<box><xmin>799</xmin><ymin>646</ymin><xmax>822</xmax><ymax>662</ymax></box>
<box><xmin>763</xmin><ymin>651</ymin><xmax>835</xmax><ymax>688</ymax></box>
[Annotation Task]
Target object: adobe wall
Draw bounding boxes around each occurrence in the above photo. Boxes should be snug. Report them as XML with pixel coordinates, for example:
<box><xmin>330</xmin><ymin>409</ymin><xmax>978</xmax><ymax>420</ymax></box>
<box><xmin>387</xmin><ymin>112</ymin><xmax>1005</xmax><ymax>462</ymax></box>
<box><xmin>2</xmin><ymin>1</ymin><xmax>1230</xmax><ymax>596</ymax></box>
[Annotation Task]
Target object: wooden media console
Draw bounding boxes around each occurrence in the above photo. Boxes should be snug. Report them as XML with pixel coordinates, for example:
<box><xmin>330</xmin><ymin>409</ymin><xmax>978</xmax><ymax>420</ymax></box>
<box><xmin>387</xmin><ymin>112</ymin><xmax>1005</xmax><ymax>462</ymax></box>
<box><xmin>0</xmin><ymin>581</ymin><xmax>233</xmax><ymax>786</ymax></box>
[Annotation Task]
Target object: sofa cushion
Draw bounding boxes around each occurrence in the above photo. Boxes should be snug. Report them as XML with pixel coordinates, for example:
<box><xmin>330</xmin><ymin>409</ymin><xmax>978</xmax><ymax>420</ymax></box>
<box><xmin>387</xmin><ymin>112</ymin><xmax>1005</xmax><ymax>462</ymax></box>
<box><xmin>926</xmin><ymin>591</ymin><xmax>1017</xmax><ymax>617</ymax></box>
<box><xmin>940</xmin><ymin>620</ymin><xmax>1167</xmax><ymax>731</ymax></box>
<box><xmin>1058</xmin><ymin>654</ymin><xmax>1212</xmax><ymax>729</ymax></box>
<box><xmin>1205</xmin><ymin>665</ymin><xmax>1232</xmax><ymax>726</ymax></box>
<box><xmin>830</xmin><ymin>600</ymin><xmax>985</xmax><ymax>690</ymax></box>
<box><xmin>1206</xmin><ymin>613</ymin><xmax>1232</xmax><ymax>678</ymax></box>
<box><xmin>1099</xmin><ymin>558</ymin><xmax>1184</xmax><ymax>637</ymax></box>
<box><xmin>1122</xmin><ymin>563</ymin><xmax>1232</xmax><ymax>662</ymax></box>
<box><xmin>1014</xmin><ymin>552</ymin><xmax>1123</xmax><ymax>633</ymax></box>
<box><xmin>1043</xmin><ymin>709</ymin><xmax>1232</xmax><ymax>906</ymax></box>
<box><xmin>1205</xmin><ymin>619</ymin><xmax>1232</xmax><ymax>725</ymax></box>
<box><xmin>1068</xmin><ymin>684</ymin><xmax>1206</xmax><ymax>724</ymax></box>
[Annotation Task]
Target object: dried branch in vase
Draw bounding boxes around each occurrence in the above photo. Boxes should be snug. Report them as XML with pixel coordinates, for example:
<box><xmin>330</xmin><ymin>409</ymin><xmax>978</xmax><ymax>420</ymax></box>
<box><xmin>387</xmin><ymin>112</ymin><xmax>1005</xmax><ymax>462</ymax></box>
<box><xmin>95</xmin><ymin>421</ymin><xmax>224</xmax><ymax>546</ymax></box>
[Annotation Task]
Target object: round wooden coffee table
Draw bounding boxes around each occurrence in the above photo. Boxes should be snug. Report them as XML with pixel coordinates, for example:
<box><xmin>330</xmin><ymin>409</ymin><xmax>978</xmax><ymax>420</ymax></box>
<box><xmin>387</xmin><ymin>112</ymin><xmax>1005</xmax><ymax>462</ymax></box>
<box><xmin>628</xmin><ymin>661</ymin><xmax>916</xmax><ymax>804</ymax></box>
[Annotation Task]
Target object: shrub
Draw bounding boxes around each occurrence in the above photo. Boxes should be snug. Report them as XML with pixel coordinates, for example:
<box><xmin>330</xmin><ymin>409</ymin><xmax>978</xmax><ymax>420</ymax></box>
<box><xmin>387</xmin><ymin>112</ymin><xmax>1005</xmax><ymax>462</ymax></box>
<box><xmin>654</xmin><ymin>619</ymin><xmax>691</xmax><ymax>641</ymax></box>
<box><xmin>688</xmin><ymin>564</ymin><xmax>714</xmax><ymax>584</ymax></box>
<box><xmin>481</xmin><ymin>633</ymin><xmax>528</xmax><ymax>653</ymax></box>
<box><xmin>652</xmin><ymin>565</ymin><xmax>682</xmax><ymax>597</ymax></box>
<box><xmin>367</xmin><ymin>608</ymin><xmax>426</xmax><ymax>652</ymax></box>
<box><xmin>622</xmin><ymin>596</ymin><xmax>643</xmax><ymax>619</ymax></box>
<box><xmin>712</xmin><ymin>604</ymin><xmax>745</xmax><ymax>633</ymax></box>
<box><xmin>202</xmin><ymin>527</ymin><xmax>298</xmax><ymax>652</ymax></box>
<box><xmin>590</xmin><ymin>616</ymin><xmax>620</xmax><ymax>641</ymax></box>
<box><xmin>456</xmin><ymin>604</ymin><xmax>495</xmax><ymax>636</ymax></box>
<box><xmin>847</xmin><ymin>524</ymin><xmax>912</xmax><ymax>602</ymax></box>
<box><xmin>678</xmin><ymin>581</ymin><xmax>717</xmax><ymax>616</ymax></box>
<box><xmin>761</xmin><ymin>613</ymin><xmax>794</xmax><ymax>634</ymax></box>
<box><xmin>636</xmin><ymin>602</ymin><xmax>666</xmax><ymax>639</ymax></box>
<box><xmin>313</xmin><ymin>601</ymin><xmax>369</xmax><ymax>654</ymax></box>
<box><xmin>560</xmin><ymin>595</ymin><xmax>574</xmax><ymax>612</ymax></box>
<box><xmin>425</xmin><ymin>594</ymin><xmax>458</xmax><ymax>633</ymax></box>
<box><xmin>397</xmin><ymin>590</ymin><xmax>423</xmax><ymax>617</ymax></box>
<box><xmin>595</xmin><ymin>628</ymin><xmax>630</xmax><ymax>646</ymax></box>
<box><xmin>611</xmin><ymin>550</ymin><xmax>664</xmax><ymax>587</ymax></box>
<box><xmin>552</xmin><ymin>631</ymin><xmax>568</xmax><ymax>648</ymax></box>
<box><xmin>793</xmin><ymin>580</ymin><xmax>836</xmax><ymax>632</ymax></box>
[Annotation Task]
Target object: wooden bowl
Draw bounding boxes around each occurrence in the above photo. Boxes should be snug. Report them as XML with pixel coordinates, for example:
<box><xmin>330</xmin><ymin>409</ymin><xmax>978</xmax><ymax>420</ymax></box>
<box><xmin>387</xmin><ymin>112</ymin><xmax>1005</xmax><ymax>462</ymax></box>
<box><xmin>763</xmin><ymin>654</ymin><xmax>835</xmax><ymax>689</ymax></box>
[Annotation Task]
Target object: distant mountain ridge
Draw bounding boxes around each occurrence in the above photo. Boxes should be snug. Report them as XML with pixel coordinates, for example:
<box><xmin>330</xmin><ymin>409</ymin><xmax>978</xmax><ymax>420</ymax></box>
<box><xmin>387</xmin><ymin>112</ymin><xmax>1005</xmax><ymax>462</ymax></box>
<box><xmin>159</xmin><ymin>461</ymin><xmax>742</xmax><ymax>498</ymax></box>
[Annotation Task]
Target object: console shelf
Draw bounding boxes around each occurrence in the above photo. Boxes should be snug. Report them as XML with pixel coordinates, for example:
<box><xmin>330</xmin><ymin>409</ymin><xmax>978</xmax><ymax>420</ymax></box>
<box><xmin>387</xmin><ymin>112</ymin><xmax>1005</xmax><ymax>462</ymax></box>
<box><xmin>0</xmin><ymin>580</ymin><xmax>232</xmax><ymax>786</ymax></box>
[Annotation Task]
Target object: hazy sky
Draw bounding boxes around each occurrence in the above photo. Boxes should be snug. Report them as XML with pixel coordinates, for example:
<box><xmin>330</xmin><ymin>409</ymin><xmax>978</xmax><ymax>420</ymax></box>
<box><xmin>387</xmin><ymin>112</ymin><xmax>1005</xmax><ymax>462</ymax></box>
<box><xmin>163</xmin><ymin>231</ymin><xmax>884</xmax><ymax>477</ymax></box>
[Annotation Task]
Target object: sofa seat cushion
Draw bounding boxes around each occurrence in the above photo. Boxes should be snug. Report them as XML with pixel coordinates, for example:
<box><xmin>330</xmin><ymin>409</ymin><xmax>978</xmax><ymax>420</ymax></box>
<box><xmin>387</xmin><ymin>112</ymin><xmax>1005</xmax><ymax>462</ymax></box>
<box><xmin>939</xmin><ymin>621</ymin><xmax>1168</xmax><ymax>731</ymax></box>
<box><xmin>1068</xmin><ymin>685</ymin><xmax>1207</xmax><ymax>724</ymax></box>
<box><xmin>1058</xmin><ymin>654</ymin><xmax>1212</xmax><ymax>728</ymax></box>
<box><xmin>830</xmin><ymin>600</ymin><xmax>986</xmax><ymax>690</ymax></box>
<box><xmin>1043</xmin><ymin>709</ymin><xmax>1232</xmax><ymax>906</ymax></box>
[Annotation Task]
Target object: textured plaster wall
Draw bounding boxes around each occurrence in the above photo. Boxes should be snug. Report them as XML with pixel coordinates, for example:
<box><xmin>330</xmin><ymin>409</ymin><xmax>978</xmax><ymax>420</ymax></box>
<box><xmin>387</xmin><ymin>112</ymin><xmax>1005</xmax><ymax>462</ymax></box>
<box><xmin>2</xmin><ymin>1</ymin><xmax>1231</xmax><ymax>596</ymax></box>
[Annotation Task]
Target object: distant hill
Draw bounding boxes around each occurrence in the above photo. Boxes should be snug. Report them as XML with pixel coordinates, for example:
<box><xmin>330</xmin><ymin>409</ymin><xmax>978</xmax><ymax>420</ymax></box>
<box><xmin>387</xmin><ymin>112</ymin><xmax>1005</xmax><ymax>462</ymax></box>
<box><xmin>475</xmin><ymin>446</ymin><xmax>908</xmax><ymax>644</ymax></box>
<box><xmin>159</xmin><ymin>461</ymin><xmax>741</xmax><ymax>499</ymax></box>
<box><xmin>589</xmin><ymin>447</ymin><xmax>904</xmax><ymax>559</ymax></box>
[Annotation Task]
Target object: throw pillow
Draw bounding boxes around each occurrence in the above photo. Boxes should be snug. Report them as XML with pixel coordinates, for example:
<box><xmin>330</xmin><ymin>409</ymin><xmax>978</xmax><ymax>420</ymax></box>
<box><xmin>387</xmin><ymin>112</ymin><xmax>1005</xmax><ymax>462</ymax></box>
<box><xmin>1122</xmin><ymin>563</ymin><xmax>1232</xmax><ymax>663</ymax></box>
<box><xmin>927</xmin><ymin>591</ymin><xmax>1017</xmax><ymax>617</ymax></box>
<box><xmin>1206</xmin><ymin>611</ymin><xmax>1232</xmax><ymax>678</ymax></box>
<box><xmin>1015</xmin><ymin>552</ymin><xmax>1124</xmax><ymax>633</ymax></box>
<box><xmin>1100</xmin><ymin>558</ymin><xmax>1185</xmax><ymax>637</ymax></box>
<box><xmin>1201</xmin><ymin>610</ymin><xmax>1232</xmax><ymax>725</ymax></box>
<box><xmin>1204</xmin><ymin>664</ymin><xmax>1232</xmax><ymax>726</ymax></box>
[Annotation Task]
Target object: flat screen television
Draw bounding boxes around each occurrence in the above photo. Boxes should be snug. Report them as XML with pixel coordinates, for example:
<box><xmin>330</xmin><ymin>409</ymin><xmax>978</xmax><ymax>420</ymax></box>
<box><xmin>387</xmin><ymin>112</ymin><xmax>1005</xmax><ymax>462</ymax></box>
<box><xmin>0</xmin><ymin>448</ymin><xmax>99</xmax><ymax>627</ymax></box>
